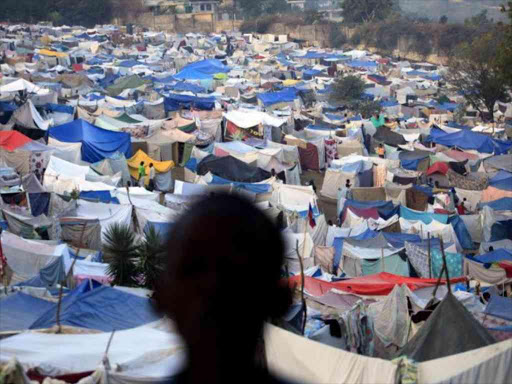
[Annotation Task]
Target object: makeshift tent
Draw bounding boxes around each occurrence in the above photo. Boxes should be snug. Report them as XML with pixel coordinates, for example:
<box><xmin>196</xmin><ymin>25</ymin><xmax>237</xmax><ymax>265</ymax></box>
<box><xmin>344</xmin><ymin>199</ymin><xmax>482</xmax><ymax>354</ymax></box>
<box><xmin>30</xmin><ymin>280</ymin><xmax>160</xmax><ymax>331</ymax></box>
<box><xmin>427</xmin><ymin>127</ymin><xmax>512</xmax><ymax>155</ymax></box>
<box><xmin>174</xmin><ymin>59</ymin><xmax>230</xmax><ymax>80</ymax></box>
<box><xmin>48</xmin><ymin>119</ymin><xmax>132</xmax><ymax>163</ymax></box>
<box><xmin>127</xmin><ymin>149</ymin><xmax>174</xmax><ymax>191</ymax></box>
<box><xmin>398</xmin><ymin>292</ymin><xmax>495</xmax><ymax>362</ymax></box>
<box><xmin>197</xmin><ymin>155</ymin><xmax>271</xmax><ymax>183</ymax></box>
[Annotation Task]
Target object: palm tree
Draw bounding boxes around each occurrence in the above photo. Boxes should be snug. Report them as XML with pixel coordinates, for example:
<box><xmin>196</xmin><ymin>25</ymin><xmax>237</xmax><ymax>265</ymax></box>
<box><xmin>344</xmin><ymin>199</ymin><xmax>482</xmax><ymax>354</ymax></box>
<box><xmin>104</xmin><ymin>223</ymin><xmax>139</xmax><ymax>287</ymax></box>
<box><xmin>136</xmin><ymin>225</ymin><xmax>166</xmax><ymax>290</ymax></box>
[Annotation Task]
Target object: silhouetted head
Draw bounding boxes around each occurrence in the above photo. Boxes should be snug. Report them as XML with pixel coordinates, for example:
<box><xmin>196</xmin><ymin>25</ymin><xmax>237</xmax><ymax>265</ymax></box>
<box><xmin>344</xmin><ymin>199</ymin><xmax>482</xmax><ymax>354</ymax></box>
<box><xmin>149</xmin><ymin>163</ymin><xmax>154</xmax><ymax>168</ymax></box>
<box><xmin>155</xmin><ymin>193</ymin><xmax>290</xmax><ymax>365</ymax></box>
<box><xmin>140</xmin><ymin>161</ymin><xmax>144</xmax><ymax>166</ymax></box>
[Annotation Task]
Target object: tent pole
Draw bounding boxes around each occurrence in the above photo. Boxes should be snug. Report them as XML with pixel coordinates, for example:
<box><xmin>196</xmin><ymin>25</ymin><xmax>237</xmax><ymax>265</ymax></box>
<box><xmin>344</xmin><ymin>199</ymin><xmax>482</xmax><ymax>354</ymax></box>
<box><xmin>439</xmin><ymin>237</ymin><xmax>451</xmax><ymax>293</ymax></box>
<box><xmin>56</xmin><ymin>221</ymin><xmax>87</xmax><ymax>334</ymax></box>
<box><xmin>296</xmin><ymin>236</ymin><xmax>307</xmax><ymax>336</ymax></box>
<box><xmin>381</xmin><ymin>247</ymin><xmax>384</xmax><ymax>272</ymax></box>
<box><xmin>428</xmin><ymin>232</ymin><xmax>431</xmax><ymax>278</ymax></box>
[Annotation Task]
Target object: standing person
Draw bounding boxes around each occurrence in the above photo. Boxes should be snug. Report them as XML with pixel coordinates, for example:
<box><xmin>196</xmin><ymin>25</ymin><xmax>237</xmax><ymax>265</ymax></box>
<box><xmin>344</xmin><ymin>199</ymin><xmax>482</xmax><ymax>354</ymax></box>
<box><xmin>457</xmin><ymin>197</ymin><xmax>468</xmax><ymax>215</ymax></box>
<box><xmin>148</xmin><ymin>163</ymin><xmax>156</xmax><ymax>191</ymax></box>
<box><xmin>154</xmin><ymin>194</ymin><xmax>295</xmax><ymax>384</ymax></box>
<box><xmin>376</xmin><ymin>143</ymin><xmax>386</xmax><ymax>159</ymax></box>
<box><xmin>138</xmin><ymin>161</ymin><xmax>146</xmax><ymax>188</ymax></box>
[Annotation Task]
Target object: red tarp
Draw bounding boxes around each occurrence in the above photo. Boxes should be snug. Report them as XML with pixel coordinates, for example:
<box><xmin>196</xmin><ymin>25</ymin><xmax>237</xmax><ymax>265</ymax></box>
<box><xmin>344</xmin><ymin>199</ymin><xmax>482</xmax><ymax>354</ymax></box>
<box><xmin>72</xmin><ymin>64</ymin><xmax>84</xmax><ymax>72</ymax></box>
<box><xmin>426</xmin><ymin>162</ymin><xmax>449</xmax><ymax>176</ymax></box>
<box><xmin>0</xmin><ymin>130</ymin><xmax>32</xmax><ymax>151</ymax></box>
<box><xmin>288</xmin><ymin>273</ymin><xmax>466</xmax><ymax>296</ymax></box>
<box><xmin>441</xmin><ymin>149</ymin><xmax>479</xmax><ymax>162</ymax></box>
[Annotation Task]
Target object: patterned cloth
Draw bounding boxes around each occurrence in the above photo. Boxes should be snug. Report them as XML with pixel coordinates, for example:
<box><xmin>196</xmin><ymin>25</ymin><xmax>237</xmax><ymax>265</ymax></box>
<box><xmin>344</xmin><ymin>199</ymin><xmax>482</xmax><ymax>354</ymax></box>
<box><xmin>431</xmin><ymin>248</ymin><xmax>463</xmax><ymax>278</ymax></box>
<box><xmin>373</xmin><ymin>164</ymin><xmax>387</xmax><ymax>187</ymax></box>
<box><xmin>324</xmin><ymin>138</ymin><xmax>337</xmax><ymax>166</ymax></box>
<box><xmin>446</xmin><ymin>169</ymin><xmax>489</xmax><ymax>190</ymax></box>
<box><xmin>392</xmin><ymin>356</ymin><xmax>418</xmax><ymax>384</ymax></box>
<box><xmin>405</xmin><ymin>242</ymin><xmax>430</xmax><ymax>278</ymax></box>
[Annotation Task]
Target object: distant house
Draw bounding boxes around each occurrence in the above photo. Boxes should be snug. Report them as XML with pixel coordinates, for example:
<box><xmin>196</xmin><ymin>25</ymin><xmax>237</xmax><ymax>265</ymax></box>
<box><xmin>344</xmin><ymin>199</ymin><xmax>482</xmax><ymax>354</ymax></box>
<box><xmin>287</xmin><ymin>0</ymin><xmax>306</xmax><ymax>10</ymax></box>
<box><xmin>189</xmin><ymin>0</ymin><xmax>221</xmax><ymax>13</ymax></box>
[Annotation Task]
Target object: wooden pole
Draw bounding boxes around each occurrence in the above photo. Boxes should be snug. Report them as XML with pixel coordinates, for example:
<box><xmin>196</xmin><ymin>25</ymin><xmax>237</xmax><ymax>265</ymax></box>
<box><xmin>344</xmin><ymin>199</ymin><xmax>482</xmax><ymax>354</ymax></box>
<box><xmin>381</xmin><ymin>247</ymin><xmax>385</xmax><ymax>272</ymax></box>
<box><xmin>427</xmin><ymin>232</ymin><xmax>431</xmax><ymax>278</ymax></box>
<box><xmin>296</xmin><ymin>236</ymin><xmax>307</xmax><ymax>336</ymax></box>
<box><xmin>439</xmin><ymin>237</ymin><xmax>451</xmax><ymax>293</ymax></box>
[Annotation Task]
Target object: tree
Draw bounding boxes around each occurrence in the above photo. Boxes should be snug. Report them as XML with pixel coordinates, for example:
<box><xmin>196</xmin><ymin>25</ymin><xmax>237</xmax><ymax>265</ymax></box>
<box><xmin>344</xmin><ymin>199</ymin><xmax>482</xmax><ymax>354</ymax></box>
<box><xmin>104</xmin><ymin>223</ymin><xmax>139</xmax><ymax>287</ymax></box>
<box><xmin>445</xmin><ymin>32</ymin><xmax>511</xmax><ymax>122</ymax></box>
<box><xmin>136</xmin><ymin>226</ymin><xmax>166</xmax><ymax>291</ymax></box>
<box><xmin>439</xmin><ymin>15</ymin><xmax>448</xmax><ymax>24</ymax></box>
<box><xmin>497</xmin><ymin>2</ymin><xmax>512</xmax><ymax>87</ymax></box>
<box><xmin>329</xmin><ymin>75</ymin><xmax>366</xmax><ymax>105</ymax></box>
<box><xmin>354</xmin><ymin>100</ymin><xmax>382</xmax><ymax>119</ymax></box>
<box><xmin>341</xmin><ymin>0</ymin><xmax>395</xmax><ymax>23</ymax></box>
<box><xmin>464</xmin><ymin>10</ymin><xmax>493</xmax><ymax>26</ymax></box>
<box><xmin>238</xmin><ymin>0</ymin><xmax>289</xmax><ymax>18</ymax></box>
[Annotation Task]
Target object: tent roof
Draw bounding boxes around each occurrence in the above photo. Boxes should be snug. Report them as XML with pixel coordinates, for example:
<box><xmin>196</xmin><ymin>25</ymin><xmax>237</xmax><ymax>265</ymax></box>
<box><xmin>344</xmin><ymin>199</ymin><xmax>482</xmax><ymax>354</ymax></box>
<box><xmin>0</xmin><ymin>78</ymin><xmax>41</xmax><ymax>93</ymax></box>
<box><xmin>127</xmin><ymin>149</ymin><xmax>174</xmax><ymax>181</ymax></box>
<box><xmin>428</xmin><ymin>127</ymin><xmax>512</xmax><ymax>155</ymax></box>
<box><xmin>197</xmin><ymin>155</ymin><xmax>271</xmax><ymax>183</ymax></box>
<box><xmin>48</xmin><ymin>119</ymin><xmax>132</xmax><ymax>163</ymax></box>
<box><xmin>0</xmin><ymin>131</ymin><xmax>32</xmax><ymax>151</ymax></box>
<box><xmin>398</xmin><ymin>292</ymin><xmax>495</xmax><ymax>362</ymax></box>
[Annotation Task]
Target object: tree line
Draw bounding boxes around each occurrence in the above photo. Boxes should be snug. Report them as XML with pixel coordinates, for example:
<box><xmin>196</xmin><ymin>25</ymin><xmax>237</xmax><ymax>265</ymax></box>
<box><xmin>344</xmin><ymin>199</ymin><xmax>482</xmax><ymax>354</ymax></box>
<box><xmin>0</xmin><ymin>0</ymin><xmax>144</xmax><ymax>27</ymax></box>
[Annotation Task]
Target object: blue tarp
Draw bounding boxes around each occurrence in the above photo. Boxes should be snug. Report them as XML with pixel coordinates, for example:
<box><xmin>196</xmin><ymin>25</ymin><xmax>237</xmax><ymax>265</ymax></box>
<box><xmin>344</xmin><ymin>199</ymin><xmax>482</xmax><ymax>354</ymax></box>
<box><xmin>413</xmin><ymin>184</ymin><xmax>434</xmax><ymax>197</ymax></box>
<box><xmin>164</xmin><ymin>94</ymin><xmax>215</xmax><ymax>112</ymax></box>
<box><xmin>332</xmin><ymin>229</ymin><xmax>377</xmax><ymax>274</ymax></box>
<box><xmin>168</xmin><ymin>82</ymin><xmax>205</xmax><ymax>93</ymax></box>
<box><xmin>479</xmin><ymin>198</ymin><xmax>512</xmax><ymax>211</ymax></box>
<box><xmin>345</xmin><ymin>60</ymin><xmax>378</xmax><ymax>68</ymax></box>
<box><xmin>39</xmin><ymin>257</ymin><xmax>65</xmax><ymax>288</ymax></box>
<box><xmin>485</xmin><ymin>293</ymin><xmax>512</xmax><ymax>321</ymax></box>
<box><xmin>475</xmin><ymin>249</ymin><xmax>512</xmax><ymax>263</ymax></box>
<box><xmin>257</xmin><ymin>88</ymin><xmax>298</xmax><ymax>107</ymax></box>
<box><xmin>118</xmin><ymin>59</ymin><xmax>142</xmax><ymax>68</ymax></box>
<box><xmin>80</xmin><ymin>191</ymin><xmax>120</xmax><ymax>204</ymax></box>
<box><xmin>401</xmin><ymin>158</ymin><xmax>423</xmax><ymax>171</ymax></box>
<box><xmin>48</xmin><ymin>119</ymin><xmax>132</xmax><ymax>163</ymax></box>
<box><xmin>380</xmin><ymin>100</ymin><xmax>400</xmax><ymax>107</ymax></box>
<box><xmin>0</xmin><ymin>293</ymin><xmax>55</xmax><ymax>331</ymax></box>
<box><xmin>431</xmin><ymin>249</ymin><xmax>463</xmax><ymax>278</ymax></box>
<box><xmin>43</xmin><ymin>103</ymin><xmax>74</xmax><ymax>114</ymax></box>
<box><xmin>427</xmin><ymin>127</ymin><xmax>512</xmax><ymax>155</ymax></box>
<box><xmin>382</xmin><ymin>232</ymin><xmax>422</xmax><ymax>248</ymax></box>
<box><xmin>28</xmin><ymin>193</ymin><xmax>51</xmax><ymax>217</ymax></box>
<box><xmin>449</xmin><ymin>215</ymin><xmax>475</xmax><ymax>250</ymax></box>
<box><xmin>400</xmin><ymin>206</ymin><xmax>449</xmax><ymax>224</ymax></box>
<box><xmin>209</xmin><ymin>174</ymin><xmax>271</xmax><ymax>194</ymax></box>
<box><xmin>30</xmin><ymin>281</ymin><xmax>160</xmax><ymax>331</ymax></box>
<box><xmin>144</xmin><ymin>221</ymin><xmax>174</xmax><ymax>237</ymax></box>
<box><xmin>489</xmin><ymin>171</ymin><xmax>512</xmax><ymax>191</ymax></box>
<box><xmin>174</xmin><ymin>59</ymin><xmax>230</xmax><ymax>80</ymax></box>
<box><xmin>0</xmin><ymin>101</ymin><xmax>17</xmax><ymax>112</ymax></box>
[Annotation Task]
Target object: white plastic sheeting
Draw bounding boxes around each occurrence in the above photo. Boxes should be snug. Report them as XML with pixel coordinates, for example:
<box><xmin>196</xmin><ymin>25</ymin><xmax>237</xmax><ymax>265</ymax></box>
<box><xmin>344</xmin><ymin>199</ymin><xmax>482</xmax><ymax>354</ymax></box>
<box><xmin>75</xmin><ymin>200</ymin><xmax>133</xmax><ymax>240</ymax></box>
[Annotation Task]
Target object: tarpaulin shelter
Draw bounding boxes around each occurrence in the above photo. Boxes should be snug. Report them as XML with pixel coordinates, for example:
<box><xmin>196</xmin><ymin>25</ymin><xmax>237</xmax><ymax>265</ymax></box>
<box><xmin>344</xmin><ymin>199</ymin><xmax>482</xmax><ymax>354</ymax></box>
<box><xmin>373</xmin><ymin>127</ymin><xmax>407</xmax><ymax>147</ymax></box>
<box><xmin>397</xmin><ymin>292</ymin><xmax>495</xmax><ymax>362</ymax></box>
<box><xmin>427</xmin><ymin>127</ymin><xmax>512</xmax><ymax>155</ymax></box>
<box><xmin>174</xmin><ymin>59</ymin><xmax>230</xmax><ymax>80</ymax></box>
<box><xmin>48</xmin><ymin>119</ymin><xmax>132</xmax><ymax>163</ymax></box>
<box><xmin>258</xmin><ymin>88</ymin><xmax>298</xmax><ymax>107</ymax></box>
<box><xmin>106</xmin><ymin>75</ymin><xmax>148</xmax><ymax>96</ymax></box>
<box><xmin>0</xmin><ymin>293</ymin><xmax>55</xmax><ymax>332</ymax></box>
<box><xmin>164</xmin><ymin>94</ymin><xmax>215</xmax><ymax>112</ymax></box>
<box><xmin>127</xmin><ymin>149</ymin><xmax>174</xmax><ymax>191</ymax></box>
<box><xmin>197</xmin><ymin>155</ymin><xmax>271</xmax><ymax>183</ymax></box>
<box><xmin>30</xmin><ymin>280</ymin><xmax>160</xmax><ymax>332</ymax></box>
<box><xmin>288</xmin><ymin>272</ymin><xmax>465</xmax><ymax>297</ymax></box>
<box><xmin>490</xmin><ymin>170</ymin><xmax>512</xmax><ymax>191</ymax></box>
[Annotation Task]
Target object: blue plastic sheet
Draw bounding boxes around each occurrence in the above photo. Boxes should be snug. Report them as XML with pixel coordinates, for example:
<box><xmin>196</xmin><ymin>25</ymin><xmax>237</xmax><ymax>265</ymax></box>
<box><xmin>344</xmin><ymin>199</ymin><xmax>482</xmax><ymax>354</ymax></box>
<box><xmin>257</xmin><ymin>88</ymin><xmax>298</xmax><ymax>107</ymax></box>
<box><xmin>48</xmin><ymin>119</ymin><xmax>132</xmax><ymax>163</ymax></box>
<box><xmin>174</xmin><ymin>59</ymin><xmax>230</xmax><ymax>80</ymax></box>
<box><xmin>431</xmin><ymin>249</ymin><xmax>463</xmax><ymax>278</ymax></box>
<box><xmin>43</xmin><ymin>103</ymin><xmax>74</xmax><ymax>114</ymax></box>
<box><xmin>80</xmin><ymin>191</ymin><xmax>120</xmax><ymax>204</ymax></box>
<box><xmin>164</xmin><ymin>94</ymin><xmax>215</xmax><ymax>112</ymax></box>
<box><xmin>343</xmin><ymin>199</ymin><xmax>399</xmax><ymax>220</ymax></box>
<box><xmin>449</xmin><ymin>215</ymin><xmax>475</xmax><ymax>250</ymax></box>
<box><xmin>489</xmin><ymin>171</ymin><xmax>512</xmax><ymax>191</ymax></box>
<box><xmin>39</xmin><ymin>257</ymin><xmax>65</xmax><ymax>288</ymax></box>
<box><xmin>30</xmin><ymin>281</ymin><xmax>161</xmax><ymax>331</ymax></box>
<box><xmin>0</xmin><ymin>293</ymin><xmax>55</xmax><ymax>331</ymax></box>
<box><xmin>475</xmin><ymin>249</ymin><xmax>512</xmax><ymax>263</ymax></box>
<box><xmin>28</xmin><ymin>193</ymin><xmax>51</xmax><ymax>217</ymax></box>
<box><xmin>479</xmin><ymin>198</ymin><xmax>512</xmax><ymax>211</ymax></box>
<box><xmin>210</xmin><ymin>175</ymin><xmax>271</xmax><ymax>194</ymax></box>
<box><xmin>427</xmin><ymin>127</ymin><xmax>512</xmax><ymax>155</ymax></box>
<box><xmin>400</xmin><ymin>206</ymin><xmax>448</xmax><ymax>224</ymax></box>
<box><xmin>484</xmin><ymin>293</ymin><xmax>512</xmax><ymax>321</ymax></box>
<box><xmin>401</xmin><ymin>158</ymin><xmax>422</xmax><ymax>171</ymax></box>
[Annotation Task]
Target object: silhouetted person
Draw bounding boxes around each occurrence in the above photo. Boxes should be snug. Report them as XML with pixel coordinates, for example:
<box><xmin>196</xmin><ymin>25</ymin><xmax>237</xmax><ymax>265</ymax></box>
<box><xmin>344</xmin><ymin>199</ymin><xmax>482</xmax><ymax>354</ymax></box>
<box><xmin>155</xmin><ymin>194</ymin><xmax>293</xmax><ymax>384</ymax></box>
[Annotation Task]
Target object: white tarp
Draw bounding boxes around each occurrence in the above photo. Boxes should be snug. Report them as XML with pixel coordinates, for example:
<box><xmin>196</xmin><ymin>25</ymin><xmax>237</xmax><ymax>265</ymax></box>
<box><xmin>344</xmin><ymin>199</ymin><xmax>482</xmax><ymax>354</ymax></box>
<box><xmin>1</xmin><ymin>231</ymin><xmax>70</xmax><ymax>285</ymax></box>
<box><xmin>75</xmin><ymin>200</ymin><xmax>133</xmax><ymax>240</ymax></box>
<box><xmin>223</xmin><ymin>109</ymin><xmax>287</xmax><ymax>128</ymax></box>
<box><xmin>47</xmin><ymin>138</ymin><xmax>82</xmax><ymax>164</ymax></box>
